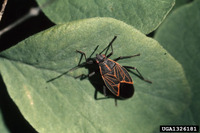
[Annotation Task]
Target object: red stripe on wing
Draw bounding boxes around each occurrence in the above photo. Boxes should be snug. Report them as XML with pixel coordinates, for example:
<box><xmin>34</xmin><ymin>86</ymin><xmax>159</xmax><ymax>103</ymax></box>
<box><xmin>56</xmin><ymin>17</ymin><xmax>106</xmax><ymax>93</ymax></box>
<box><xmin>102</xmin><ymin>74</ymin><xmax>120</xmax><ymax>96</ymax></box>
<box><xmin>113</xmin><ymin>63</ymin><xmax>133</xmax><ymax>84</ymax></box>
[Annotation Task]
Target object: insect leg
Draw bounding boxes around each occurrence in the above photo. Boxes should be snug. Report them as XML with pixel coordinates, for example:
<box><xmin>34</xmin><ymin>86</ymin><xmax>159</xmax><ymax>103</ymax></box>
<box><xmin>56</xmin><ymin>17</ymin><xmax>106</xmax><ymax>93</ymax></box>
<box><xmin>115</xmin><ymin>99</ymin><xmax>117</xmax><ymax>106</ymax></box>
<box><xmin>123</xmin><ymin>66</ymin><xmax>152</xmax><ymax>83</ymax></box>
<box><xmin>113</xmin><ymin>54</ymin><xmax>140</xmax><ymax>61</ymax></box>
<box><xmin>103</xmin><ymin>86</ymin><xmax>117</xmax><ymax>106</ymax></box>
<box><xmin>76</xmin><ymin>50</ymin><xmax>87</xmax><ymax>65</ymax></box>
<box><xmin>75</xmin><ymin>71</ymin><xmax>95</xmax><ymax>79</ymax></box>
<box><xmin>94</xmin><ymin>90</ymin><xmax>98</xmax><ymax>100</ymax></box>
<box><xmin>94</xmin><ymin>85</ymin><xmax>110</xmax><ymax>100</ymax></box>
<box><xmin>103</xmin><ymin>85</ymin><xmax>107</xmax><ymax>96</ymax></box>
<box><xmin>88</xmin><ymin>71</ymin><xmax>95</xmax><ymax>77</ymax></box>
<box><xmin>95</xmin><ymin>85</ymin><xmax>117</xmax><ymax>106</ymax></box>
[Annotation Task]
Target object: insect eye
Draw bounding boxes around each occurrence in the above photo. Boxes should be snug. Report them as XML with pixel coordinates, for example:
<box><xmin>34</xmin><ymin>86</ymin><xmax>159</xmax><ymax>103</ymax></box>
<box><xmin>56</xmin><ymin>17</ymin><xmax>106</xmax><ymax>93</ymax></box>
<box><xmin>102</xmin><ymin>54</ymin><xmax>106</xmax><ymax>59</ymax></box>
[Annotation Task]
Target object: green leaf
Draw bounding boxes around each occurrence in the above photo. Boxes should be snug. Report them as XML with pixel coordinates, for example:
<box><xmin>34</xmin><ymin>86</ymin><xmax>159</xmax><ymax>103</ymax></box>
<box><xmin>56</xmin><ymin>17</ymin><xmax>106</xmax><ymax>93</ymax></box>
<box><xmin>37</xmin><ymin>0</ymin><xmax>175</xmax><ymax>34</ymax></box>
<box><xmin>172</xmin><ymin>109</ymin><xmax>196</xmax><ymax>125</ymax></box>
<box><xmin>0</xmin><ymin>18</ymin><xmax>191</xmax><ymax>133</ymax></box>
<box><xmin>155</xmin><ymin>0</ymin><xmax>200</xmax><ymax>125</ymax></box>
<box><xmin>0</xmin><ymin>77</ymin><xmax>38</xmax><ymax>133</ymax></box>
<box><xmin>172</xmin><ymin>0</ymin><xmax>191</xmax><ymax>11</ymax></box>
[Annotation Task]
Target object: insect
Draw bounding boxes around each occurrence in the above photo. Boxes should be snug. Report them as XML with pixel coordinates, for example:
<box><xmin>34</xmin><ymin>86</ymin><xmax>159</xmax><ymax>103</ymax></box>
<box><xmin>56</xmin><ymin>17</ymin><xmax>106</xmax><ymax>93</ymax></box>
<box><xmin>76</xmin><ymin>36</ymin><xmax>152</xmax><ymax>105</ymax></box>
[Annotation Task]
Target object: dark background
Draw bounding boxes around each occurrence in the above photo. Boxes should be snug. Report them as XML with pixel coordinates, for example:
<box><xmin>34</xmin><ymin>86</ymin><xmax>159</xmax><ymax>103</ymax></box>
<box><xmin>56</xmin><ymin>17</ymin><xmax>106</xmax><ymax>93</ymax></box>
<box><xmin>0</xmin><ymin>0</ymin><xmax>54</xmax><ymax>52</ymax></box>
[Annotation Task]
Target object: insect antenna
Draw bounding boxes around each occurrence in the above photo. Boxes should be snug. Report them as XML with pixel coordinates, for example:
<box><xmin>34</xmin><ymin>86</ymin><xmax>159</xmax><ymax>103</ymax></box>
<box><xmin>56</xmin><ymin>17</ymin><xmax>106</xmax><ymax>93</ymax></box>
<box><xmin>46</xmin><ymin>66</ymin><xmax>80</xmax><ymax>82</ymax></box>
<box><xmin>89</xmin><ymin>45</ymin><xmax>99</xmax><ymax>58</ymax></box>
<box><xmin>99</xmin><ymin>36</ymin><xmax>117</xmax><ymax>56</ymax></box>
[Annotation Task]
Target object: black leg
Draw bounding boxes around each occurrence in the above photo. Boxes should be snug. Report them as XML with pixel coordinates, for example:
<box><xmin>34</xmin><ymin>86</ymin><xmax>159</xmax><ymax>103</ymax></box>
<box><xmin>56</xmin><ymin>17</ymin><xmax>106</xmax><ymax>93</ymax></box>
<box><xmin>113</xmin><ymin>54</ymin><xmax>140</xmax><ymax>62</ymax></box>
<box><xmin>94</xmin><ymin>85</ymin><xmax>110</xmax><ymax>100</ymax></box>
<box><xmin>48</xmin><ymin>46</ymin><xmax>97</xmax><ymax>82</ymax></box>
<box><xmin>95</xmin><ymin>85</ymin><xmax>118</xmax><ymax>106</ymax></box>
<box><xmin>103</xmin><ymin>85</ymin><xmax>107</xmax><ymax>96</ymax></box>
<box><xmin>94</xmin><ymin>90</ymin><xmax>98</xmax><ymax>100</ymax></box>
<box><xmin>75</xmin><ymin>71</ymin><xmax>95</xmax><ymax>79</ymax></box>
<box><xmin>103</xmin><ymin>86</ymin><xmax>117</xmax><ymax>106</ymax></box>
<box><xmin>123</xmin><ymin>66</ymin><xmax>152</xmax><ymax>83</ymax></box>
<box><xmin>115</xmin><ymin>99</ymin><xmax>117</xmax><ymax>106</ymax></box>
<box><xmin>76</xmin><ymin>50</ymin><xmax>87</xmax><ymax>66</ymax></box>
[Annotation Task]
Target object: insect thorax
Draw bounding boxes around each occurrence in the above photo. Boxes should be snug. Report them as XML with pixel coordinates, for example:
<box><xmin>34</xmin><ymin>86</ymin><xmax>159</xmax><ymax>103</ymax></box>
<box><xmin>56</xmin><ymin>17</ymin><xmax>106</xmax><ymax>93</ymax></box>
<box><xmin>99</xmin><ymin>59</ymin><xmax>116</xmax><ymax>75</ymax></box>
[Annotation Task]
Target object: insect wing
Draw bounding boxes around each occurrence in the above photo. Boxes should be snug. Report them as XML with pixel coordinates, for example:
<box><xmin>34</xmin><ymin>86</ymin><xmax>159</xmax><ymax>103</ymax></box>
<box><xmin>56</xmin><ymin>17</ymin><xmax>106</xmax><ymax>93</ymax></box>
<box><xmin>102</xmin><ymin>62</ymin><xmax>133</xmax><ymax>96</ymax></box>
<box><xmin>114</xmin><ymin>64</ymin><xmax>134</xmax><ymax>98</ymax></box>
<box><xmin>114</xmin><ymin>63</ymin><xmax>133</xmax><ymax>84</ymax></box>
<box><xmin>102</xmin><ymin>73</ymin><xmax>120</xmax><ymax>96</ymax></box>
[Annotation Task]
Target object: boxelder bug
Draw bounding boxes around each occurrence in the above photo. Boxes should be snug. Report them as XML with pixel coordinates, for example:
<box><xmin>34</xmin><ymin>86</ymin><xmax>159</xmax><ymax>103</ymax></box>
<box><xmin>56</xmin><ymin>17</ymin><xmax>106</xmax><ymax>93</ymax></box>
<box><xmin>76</xmin><ymin>36</ymin><xmax>152</xmax><ymax>105</ymax></box>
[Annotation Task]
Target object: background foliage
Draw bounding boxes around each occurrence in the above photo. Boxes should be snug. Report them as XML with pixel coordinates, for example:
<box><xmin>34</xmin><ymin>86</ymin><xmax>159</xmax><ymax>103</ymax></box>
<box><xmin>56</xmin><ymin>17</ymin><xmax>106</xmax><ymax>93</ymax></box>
<box><xmin>155</xmin><ymin>0</ymin><xmax>200</xmax><ymax>125</ymax></box>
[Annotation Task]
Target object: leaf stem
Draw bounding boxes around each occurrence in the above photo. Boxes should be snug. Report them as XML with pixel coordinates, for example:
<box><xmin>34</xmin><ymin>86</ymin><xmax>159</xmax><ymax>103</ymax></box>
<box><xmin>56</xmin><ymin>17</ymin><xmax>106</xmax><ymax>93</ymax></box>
<box><xmin>0</xmin><ymin>0</ymin><xmax>55</xmax><ymax>37</ymax></box>
<box><xmin>0</xmin><ymin>0</ymin><xmax>8</xmax><ymax>22</ymax></box>
<box><xmin>0</xmin><ymin>7</ymin><xmax>40</xmax><ymax>36</ymax></box>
